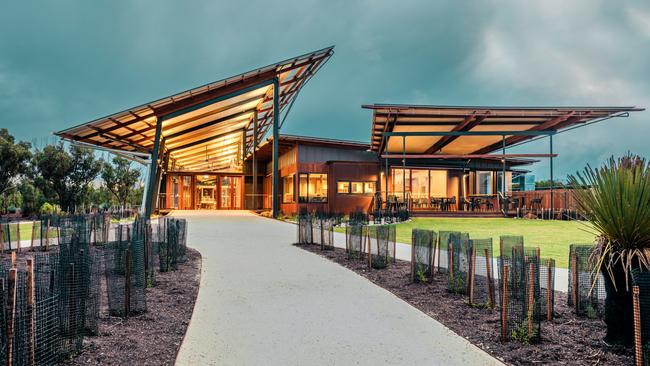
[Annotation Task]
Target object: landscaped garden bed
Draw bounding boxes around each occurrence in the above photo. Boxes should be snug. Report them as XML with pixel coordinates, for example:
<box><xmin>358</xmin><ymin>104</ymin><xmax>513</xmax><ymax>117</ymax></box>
<box><xmin>64</xmin><ymin>248</ymin><xmax>201</xmax><ymax>365</ymax></box>
<box><xmin>295</xmin><ymin>243</ymin><xmax>632</xmax><ymax>365</ymax></box>
<box><xmin>335</xmin><ymin>217</ymin><xmax>595</xmax><ymax>268</ymax></box>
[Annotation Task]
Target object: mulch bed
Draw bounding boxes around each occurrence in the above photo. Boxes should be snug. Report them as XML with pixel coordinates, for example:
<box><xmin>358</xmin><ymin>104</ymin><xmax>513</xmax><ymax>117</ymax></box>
<box><xmin>65</xmin><ymin>248</ymin><xmax>202</xmax><ymax>366</ymax></box>
<box><xmin>296</xmin><ymin>243</ymin><xmax>633</xmax><ymax>366</ymax></box>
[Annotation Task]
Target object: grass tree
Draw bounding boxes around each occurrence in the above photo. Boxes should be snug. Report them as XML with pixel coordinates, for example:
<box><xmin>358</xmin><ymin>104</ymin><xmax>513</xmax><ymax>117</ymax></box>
<box><xmin>568</xmin><ymin>153</ymin><xmax>650</xmax><ymax>346</ymax></box>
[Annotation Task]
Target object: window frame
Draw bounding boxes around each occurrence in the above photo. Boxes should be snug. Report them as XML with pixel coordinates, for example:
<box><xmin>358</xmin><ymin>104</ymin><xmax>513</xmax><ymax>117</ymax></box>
<box><xmin>282</xmin><ymin>174</ymin><xmax>295</xmax><ymax>204</ymax></box>
<box><xmin>336</xmin><ymin>180</ymin><xmax>377</xmax><ymax>195</ymax></box>
<box><xmin>298</xmin><ymin>173</ymin><xmax>328</xmax><ymax>203</ymax></box>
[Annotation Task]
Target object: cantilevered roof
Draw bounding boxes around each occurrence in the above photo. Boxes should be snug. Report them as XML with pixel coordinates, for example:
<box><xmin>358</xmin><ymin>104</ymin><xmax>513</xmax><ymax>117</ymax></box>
<box><xmin>363</xmin><ymin>104</ymin><xmax>644</xmax><ymax>155</ymax></box>
<box><xmin>56</xmin><ymin>46</ymin><xmax>334</xmax><ymax>172</ymax></box>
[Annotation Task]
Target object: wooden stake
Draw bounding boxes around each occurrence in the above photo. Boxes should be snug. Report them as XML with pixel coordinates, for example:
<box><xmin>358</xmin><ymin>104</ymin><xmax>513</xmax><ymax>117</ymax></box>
<box><xmin>527</xmin><ymin>262</ymin><xmax>535</xmax><ymax>336</ymax></box>
<box><xmin>125</xmin><ymin>248</ymin><xmax>132</xmax><ymax>317</ymax></box>
<box><xmin>26</xmin><ymin>259</ymin><xmax>35</xmax><ymax>366</ymax></box>
<box><xmin>11</xmin><ymin>252</ymin><xmax>16</xmax><ymax>268</ymax></box>
<box><xmin>45</xmin><ymin>219</ymin><xmax>50</xmax><ymax>252</ymax></box>
<box><xmin>30</xmin><ymin>221</ymin><xmax>36</xmax><ymax>252</ymax></box>
<box><xmin>16</xmin><ymin>223</ymin><xmax>21</xmax><ymax>254</ymax></box>
<box><xmin>633</xmin><ymin>285</ymin><xmax>643</xmax><ymax>366</ymax></box>
<box><xmin>0</xmin><ymin>223</ymin><xmax>5</xmax><ymax>254</ymax></box>
<box><xmin>469</xmin><ymin>246</ymin><xmax>476</xmax><ymax>304</ymax></box>
<box><xmin>572</xmin><ymin>253</ymin><xmax>579</xmax><ymax>312</ymax></box>
<box><xmin>485</xmin><ymin>248</ymin><xmax>494</xmax><ymax>308</ymax></box>
<box><xmin>501</xmin><ymin>265</ymin><xmax>509</xmax><ymax>341</ymax></box>
<box><xmin>431</xmin><ymin>232</ymin><xmax>437</xmax><ymax>278</ymax></box>
<box><xmin>546</xmin><ymin>260</ymin><xmax>553</xmax><ymax>321</ymax></box>
<box><xmin>411</xmin><ymin>230</ymin><xmax>416</xmax><ymax>282</ymax></box>
<box><xmin>449</xmin><ymin>243</ymin><xmax>454</xmax><ymax>286</ymax></box>
<box><xmin>6</xmin><ymin>268</ymin><xmax>17</xmax><ymax>366</ymax></box>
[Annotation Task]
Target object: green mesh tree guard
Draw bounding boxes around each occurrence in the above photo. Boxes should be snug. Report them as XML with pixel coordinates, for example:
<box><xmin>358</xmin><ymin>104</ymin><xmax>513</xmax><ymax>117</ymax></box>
<box><xmin>32</xmin><ymin>251</ymin><xmax>60</xmax><ymax>365</ymax></box>
<box><xmin>346</xmin><ymin>224</ymin><xmax>365</xmax><ymax>260</ymax></box>
<box><xmin>498</xmin><ymin>246</ymin><xmax>541</xmax><ymax>344</ymax></box>
<box><xmin>447</xmin><ymin>232</ymin><xmax>471</xmax><ymax>294</ymax></box>
<box><xmin>297</xmin><ymin>214</ymin><xmax>312</xmax><ymax>244</ymax></box>
<box><xmin>83</xmin><ymin>248</ymin><xmax>103</xmax><ymax>335</ymax></box>
<box><xmin>411</xmin><ymin>229</ymin><xmax>436</xmax><ymax>282</ymax></box>
<box><xmin>436</xmin><ymin>231</ymin><xmax>457</xmax><ymax>274</ymax></box>
<box><xmin>105</xmin><ymin>224</ymin><xmax>147</xmax><ymax>317</ymax></box>
<box><xmin>467</xmin><ymin>238</ymin><xmax>496</xmax><ymax>308</ymax></box>
<box><xmin>366</xmin><ymin>225</ymin><xmax>396</xmax><ymax>269</ymax></box>
<box><xmin>156</xmin><ymin>218</ymin><xmax>187</xmax><ymax>272</ymax></box>
<box><xmin>311</xmin><ymin>218</ymin><xmax>335</xmax><ymax>250</ymax></box>
<box><xmin>0</xmin><ymin>255</ymin><xmax>63</xmax><ymax>365</ymax></box>
<box><xmin>539</xmin><ymin>258</ymin><xmax>556</xmax><ymax>321</ymax></box>
<box><xmin>632</xmin><ymin>270</ymin><xmax>650</xmax><ymax>366</ymax></box>
<box><xmin>57</xmin><ymin>217</ymin><xmax>92</xmax><ymax>356</ymax></box>
<box><xmin>91</xmin><ymin>213</ymin><xmax>110</xmax><ymax>245</ymax></box>
<box><xmin>568</xmin><ymin>244</ymin><xmax>605</xmax><ymax>318</ymax></box>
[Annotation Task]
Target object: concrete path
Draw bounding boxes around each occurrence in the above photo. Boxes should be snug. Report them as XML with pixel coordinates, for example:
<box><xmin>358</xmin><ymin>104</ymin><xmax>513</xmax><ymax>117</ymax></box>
<box><xmin>174</xmin><ymin>211</ymin><xmax>501</xmax><ymax>366</ymax></box>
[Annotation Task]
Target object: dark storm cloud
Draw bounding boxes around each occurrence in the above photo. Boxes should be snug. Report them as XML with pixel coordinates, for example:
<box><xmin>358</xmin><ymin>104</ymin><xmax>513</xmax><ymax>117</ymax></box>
<box><xmin>0</xmin><ymin>0</ymin><xmax>648</xmax><ymax>178</ymax></box>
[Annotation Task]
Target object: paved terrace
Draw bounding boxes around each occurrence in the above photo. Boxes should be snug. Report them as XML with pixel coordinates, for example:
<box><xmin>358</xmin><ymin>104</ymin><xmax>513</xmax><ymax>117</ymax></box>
<box><xmin>174</xmin><ymin>211</ymin><xmax>501</xmax><ymax>366</ymax></box>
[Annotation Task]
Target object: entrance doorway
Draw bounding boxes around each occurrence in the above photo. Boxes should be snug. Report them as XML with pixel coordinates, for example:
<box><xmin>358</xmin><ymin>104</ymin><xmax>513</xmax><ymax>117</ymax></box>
<box><xmin>220</xmin><ymin>176</ymin><xmax>242</xmax><ymax>209</ymax></box>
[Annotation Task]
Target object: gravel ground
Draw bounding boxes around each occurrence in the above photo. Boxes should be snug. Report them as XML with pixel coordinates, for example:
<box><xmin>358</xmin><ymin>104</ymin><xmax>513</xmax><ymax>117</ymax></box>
<box><xmin>296</xmin><ymin>243</ymin><xmax>633</xmax><ymax>366</ymax></box>
<box><xmin>65</xmin><ymin>248</ymin><xmax>201</xmax><ymax>366</ymax></box>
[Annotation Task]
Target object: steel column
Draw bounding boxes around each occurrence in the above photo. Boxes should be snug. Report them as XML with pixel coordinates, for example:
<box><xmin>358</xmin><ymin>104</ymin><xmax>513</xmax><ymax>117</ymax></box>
<box><xmin>252</xmin><ymin>110</ymin><xmax>258</xmax><ymax>210</ymax></box>
<box><xmin>502</xmin><ymin>135</ymin><xmax>506</xmax><ymax>214</ymax></box>
<box><xmin>144</xmin><ymin>119</ymin><xmax>163</xmax><ymax>218</ymax></box>
<box><xmin>550</xmin><ymin>134</ymin><xmax>554</xmax><ymax>215</ymax></box>
<box><xmin>402</xmin><ymin>136</ymin><xmax>406</xmax><ymax>201</ymax></box>
<box><xmin>385</xmin><ymin>157</ymin><xmax>389</xmax><ymax>204</ymax></box>
<box><xmin>272</xmin><ymin>78</ymin><xmax>280</xmax><ymax>218</ymax></box>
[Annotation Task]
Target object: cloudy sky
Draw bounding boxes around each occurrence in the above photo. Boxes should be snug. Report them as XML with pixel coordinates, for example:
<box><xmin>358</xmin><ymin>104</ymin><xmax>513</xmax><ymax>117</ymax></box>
<box><xmin>1</xmin><ymin>0</ymin><xmax>649</xmax><ymax>180</ymax></box>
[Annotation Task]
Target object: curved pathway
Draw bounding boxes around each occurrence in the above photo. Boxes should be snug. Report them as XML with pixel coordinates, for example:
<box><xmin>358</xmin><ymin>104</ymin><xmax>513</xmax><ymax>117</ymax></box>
<box><xmin>175</xmin><ymin>210</ymin><xmax>502</xmax><ymax>366</ymax></box>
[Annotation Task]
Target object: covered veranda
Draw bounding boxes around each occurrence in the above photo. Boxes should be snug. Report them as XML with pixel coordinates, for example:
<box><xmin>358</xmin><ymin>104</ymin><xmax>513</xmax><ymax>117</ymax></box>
<box><xmin>363</xmin><ymin>104</ymin><xmax>644</xmax><ymax>217</ymax></box>
<box><xmin>56</xmin><ymin>46</ymin><xmax>334</xmax><ymax>218</ymax></box>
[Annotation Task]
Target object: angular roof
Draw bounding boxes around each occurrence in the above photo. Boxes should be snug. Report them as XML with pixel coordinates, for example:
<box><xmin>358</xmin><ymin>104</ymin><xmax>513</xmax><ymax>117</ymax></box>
<box><xmin>363</xmin><ymin>104</ymin><xmax>644</xmax><ymax>155</ymax></box>
<box><xmin>56</xmin><ymin>46</ymin><xmax>334</xmax><ymax>172</ymax></box>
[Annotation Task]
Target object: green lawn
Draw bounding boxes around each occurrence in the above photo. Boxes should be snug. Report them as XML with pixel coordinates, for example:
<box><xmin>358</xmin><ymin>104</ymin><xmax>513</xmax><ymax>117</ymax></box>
<box><xmin>3</xmin><ymin>222</ymin><xmax>58</xmax><ymax>242</ymax></box>
<box><xmin>339</xmin><ymin>218</ymin><xmax>596</xmax><ymax>268</ymax></box>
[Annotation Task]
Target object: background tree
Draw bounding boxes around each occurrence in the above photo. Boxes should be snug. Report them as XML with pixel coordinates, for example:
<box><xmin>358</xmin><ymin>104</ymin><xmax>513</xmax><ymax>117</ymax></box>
<box><xmin>101</xmin><ymin>156</ymin><xmax>141</xmax><ymax>210</ymax></box>
<box><xmin>0</xmin><ymin>128</ymin><xmax>32</xmax><ymax>204</ymax></box>
<box><xmin>34</xmin><ymin>144</ymin><xmax>102</xmax><ymax>212</ymax></box>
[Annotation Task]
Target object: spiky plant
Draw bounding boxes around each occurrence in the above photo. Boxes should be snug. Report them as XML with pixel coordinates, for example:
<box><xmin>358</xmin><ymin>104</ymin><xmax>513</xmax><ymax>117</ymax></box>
<box><xmin>568</xmin><ymin>154</ymin><xmax>650</xmax><ymax>289</ymax></box>
<box><xmin>568</xmin><ymin>153</ymin><xmax>650</xmax><ymax>345</ymax></box>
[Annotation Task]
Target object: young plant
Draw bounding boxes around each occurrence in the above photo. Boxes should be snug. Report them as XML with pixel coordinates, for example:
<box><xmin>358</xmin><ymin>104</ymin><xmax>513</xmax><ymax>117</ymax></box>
<box><xmin>568</xmin><ymin>154</ymin><xmax>650</xmax><ymax>346</ymax></box>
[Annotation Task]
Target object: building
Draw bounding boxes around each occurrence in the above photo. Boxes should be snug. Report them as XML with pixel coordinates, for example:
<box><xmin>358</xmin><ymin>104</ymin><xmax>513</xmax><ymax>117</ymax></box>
<box><xmin>55</xmin><ymin>47</ymin><xmax>644</xmax><ymax>217</ymax></box>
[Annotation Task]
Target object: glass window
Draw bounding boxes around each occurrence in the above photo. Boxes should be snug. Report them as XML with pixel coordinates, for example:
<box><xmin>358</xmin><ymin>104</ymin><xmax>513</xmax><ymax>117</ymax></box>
<box><xmin>299</xmin><ymin>174</ymin><xmax>309</xmax><ymax>203</ymax></box>
<box><xmin>410</xmin><ymin>170</ymin><xmax>429</xmax><ymax>200</ymax></box>
<box><xmin>351</xmin><ymin>182</ymin><xmax>364</xmax><ymax>194</ymax></box>
<box><xmin>309</xmin><ymin>174</ymin><xmax>328</xmax><ymax>202</ymax></box>
<box><xmin>337</xmin><ymin>181</ymin><xmax>350</xmax><ymax>194</ymax></box>
<box><xmin>364</xmin><ymin>182</ymin><xmax>376</xmax><ymax>194</ymax></box>
<box><xmin>299</xmin><ymin>173</ymin><xmax>328</xmax><ymax>203</ymax></box>
<box><xmin>477</xmin><ymin>172</ymin><xmax>492</xmax><ymax>195</ymax></box>
<box><xmin>392</xmin><ymin>169</ymin><xmax>410</xmax><ymax>199</ymax></box>
<box><xmin>283</xmin><ymin>175</ymin><xmax>295</xmax><ymax>203</ymax></box>
<box><xmin>429</xmin><ymin>170</ymin><xmax>448</xmax><ymax>197</ymax></box>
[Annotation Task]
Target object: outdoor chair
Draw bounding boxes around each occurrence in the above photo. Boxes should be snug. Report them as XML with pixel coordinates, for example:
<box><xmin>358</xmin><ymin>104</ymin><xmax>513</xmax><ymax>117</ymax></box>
<box><xmin>448</xmin><ymin>196</ymin><xmax>457</xmax><ymax>211</ymax></box>
<box><xmin>430</xmin><ymin>198</ymin><xmax>441</xmax><ymax>211</ymax></box>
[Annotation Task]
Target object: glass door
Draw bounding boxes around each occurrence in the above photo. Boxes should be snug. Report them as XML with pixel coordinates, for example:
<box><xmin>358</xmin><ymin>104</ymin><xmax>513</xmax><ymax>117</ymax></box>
<box><xmin>219</xmin><ymin>176</ymin><xmax>242</xmax><ymax>209</ymax></box>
